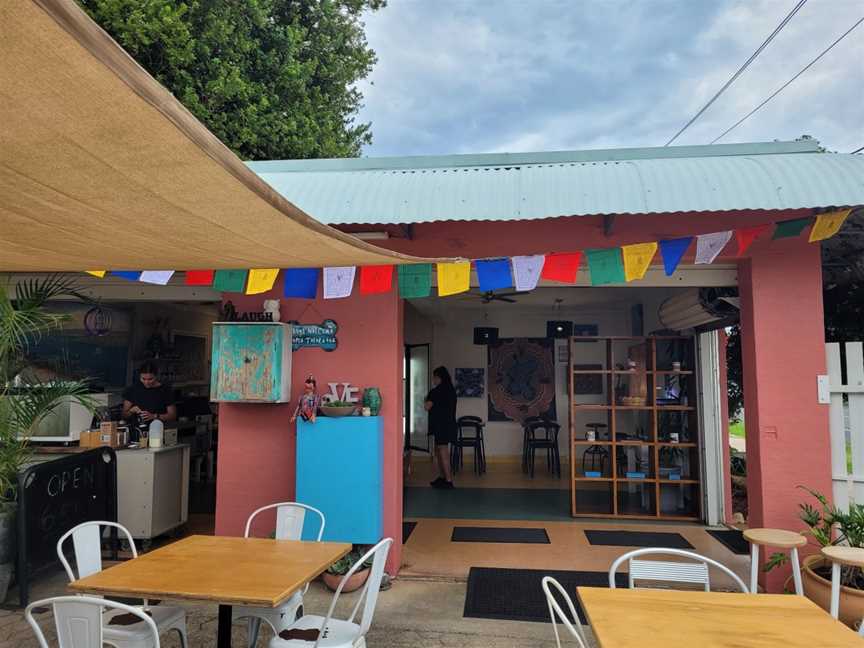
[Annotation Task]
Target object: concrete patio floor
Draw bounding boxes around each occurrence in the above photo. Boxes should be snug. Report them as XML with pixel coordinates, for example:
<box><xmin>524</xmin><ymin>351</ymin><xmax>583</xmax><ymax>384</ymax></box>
<box><xmin>2</xmin><ymin>569</ymin><xmax>584</xmax><ymax>647</ymax></box>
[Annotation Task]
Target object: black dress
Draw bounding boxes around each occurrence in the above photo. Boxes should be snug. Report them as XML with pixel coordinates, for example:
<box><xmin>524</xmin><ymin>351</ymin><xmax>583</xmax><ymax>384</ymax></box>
<box><xmin>427</xmin><ymin>383</ymin><xmax>457</xmax><ymax>446</ymax></box>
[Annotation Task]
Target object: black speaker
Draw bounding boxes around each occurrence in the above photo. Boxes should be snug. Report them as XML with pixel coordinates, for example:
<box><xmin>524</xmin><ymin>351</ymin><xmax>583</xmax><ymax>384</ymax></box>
<box><xmin>473</xmin><ymin>327</ymin><xmax>499</xmax><ymax>345</ymax></box>
<box><xmin>547</xmin><ymin>320</ymin><xmax>573</xmax><ymax>338</ymax></box>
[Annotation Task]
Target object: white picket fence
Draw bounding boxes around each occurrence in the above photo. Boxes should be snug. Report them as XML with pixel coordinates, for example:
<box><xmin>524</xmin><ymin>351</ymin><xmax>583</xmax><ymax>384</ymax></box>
<box><xmin>827</xmin><ymin>342</ymin><xmax>864</xmax><ymax>510</ymax></box>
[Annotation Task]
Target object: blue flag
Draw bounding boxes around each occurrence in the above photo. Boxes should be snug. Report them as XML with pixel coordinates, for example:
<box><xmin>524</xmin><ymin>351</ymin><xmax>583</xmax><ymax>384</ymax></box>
<box><xmin>111</xmin><ymin>271</ymin><xmax>142</xmax><ymax>281</ymax></box>
<box><xmin>283</xmin><ymin>268</ymin><xmax>319</xmax><ymax>299</ymax></box>
<box><xmin>659</xmin><ymin>238</ymin><xmax>693</xmax><ymax>276</ymax></box>
<box><xmin>475</xmin><ymin>258</ymin><xmax>513</xmax><ymax>292</ymax></box>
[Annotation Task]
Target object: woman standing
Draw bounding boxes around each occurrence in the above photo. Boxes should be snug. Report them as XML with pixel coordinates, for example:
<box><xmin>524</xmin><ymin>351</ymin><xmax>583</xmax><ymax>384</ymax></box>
<box><xmin>425</xmin><ymin>366</ymin><xmax>457</xmax><ymax>489</ymax></box>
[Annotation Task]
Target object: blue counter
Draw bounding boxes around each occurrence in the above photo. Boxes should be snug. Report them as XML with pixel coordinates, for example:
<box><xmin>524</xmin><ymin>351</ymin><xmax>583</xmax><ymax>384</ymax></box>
<box><xmin>296</xmin><ymin>416</ymin><xmax>383</xmax><ymax>544</ymax></box>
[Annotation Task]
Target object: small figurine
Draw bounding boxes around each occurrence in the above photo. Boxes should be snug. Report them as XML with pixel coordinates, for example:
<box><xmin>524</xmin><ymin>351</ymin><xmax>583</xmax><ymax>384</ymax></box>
<box><xmin>291</xmin><ymin>375</ymin><xmax>321</xmax><ymax>424</ymax></box>
<box><xmin>263</xmin><ymin>299</ymin><xmax>281</xmax><ymax>322</ymax></box>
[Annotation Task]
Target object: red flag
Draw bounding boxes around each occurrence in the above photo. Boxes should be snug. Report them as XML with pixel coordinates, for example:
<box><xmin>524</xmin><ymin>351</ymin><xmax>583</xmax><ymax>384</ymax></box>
<box><xmin>359</xmin><ymin>265</ymin><xmax>394</xmax><ymax>294</ymax></box>
<box><xmin>185</xmin><ymin>270</ymin><xmax>215</xmax><ymax>286</ymax></box>
<box><xmin>541</xmin><ymin>252</ymin><xmax>582</xmax><ymax>283</ymax></box>
<box><xmin>735</xmin><ymin>224</ymin><xmax>769</xmax><ymax>256</ymax></box>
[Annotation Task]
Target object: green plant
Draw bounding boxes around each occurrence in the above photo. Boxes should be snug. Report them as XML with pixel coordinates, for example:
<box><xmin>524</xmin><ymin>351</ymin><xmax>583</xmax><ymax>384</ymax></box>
<box><xmin>324</xmin><ymin>400</ymin><xmax>354</xmax><ymax>408</ymax></box>
<box><xmin>0</xmin><ymin>277</ymin><xmax>96</xmax><ymax>508</ymax></box>
<box><xmin>765</xmin><ymin>486</ymin><xmax>864</xmax><ymax>589</ymax></box>
<box><xmin>326</xmin><ymin>546</ymin><xmax>372</xmax><ymax>576</ymax></box>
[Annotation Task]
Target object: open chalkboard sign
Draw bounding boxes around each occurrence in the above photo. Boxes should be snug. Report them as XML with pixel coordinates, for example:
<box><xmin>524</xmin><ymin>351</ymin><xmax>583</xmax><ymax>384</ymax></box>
<box><xmin>16</xmin><ymin>448</ymin><xmax>117</xmax><ymax>607</ymax></box>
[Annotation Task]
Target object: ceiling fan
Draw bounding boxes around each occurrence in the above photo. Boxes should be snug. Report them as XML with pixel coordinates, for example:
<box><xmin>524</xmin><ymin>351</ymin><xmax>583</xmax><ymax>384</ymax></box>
<box><xmin>459</xmin><ymin>290</ymin><xmax>521</xmax><ymax>304</ymax></box>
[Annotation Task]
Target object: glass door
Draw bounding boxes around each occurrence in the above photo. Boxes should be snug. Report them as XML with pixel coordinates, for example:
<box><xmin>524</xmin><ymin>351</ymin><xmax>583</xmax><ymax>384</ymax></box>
<box><xmin>405</xmin><ymin>344</ymin><xmax>431</xmax><ymax>453</ymax></box>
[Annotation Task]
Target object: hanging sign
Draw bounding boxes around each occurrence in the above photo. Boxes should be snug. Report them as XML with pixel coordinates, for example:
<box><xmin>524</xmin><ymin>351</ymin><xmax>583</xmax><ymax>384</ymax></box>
<box><xmin>289</xmin><ymin>319</ymin><xmax>339</xmax><ymax>351</ymax></box>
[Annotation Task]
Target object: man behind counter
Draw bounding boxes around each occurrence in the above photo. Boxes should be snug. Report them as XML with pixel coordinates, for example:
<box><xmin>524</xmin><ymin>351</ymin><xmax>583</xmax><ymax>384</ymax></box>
<box><xmin>122</xmin><ymin>361</ymin><xmax>177</xmax><ymax>432</ymax></box>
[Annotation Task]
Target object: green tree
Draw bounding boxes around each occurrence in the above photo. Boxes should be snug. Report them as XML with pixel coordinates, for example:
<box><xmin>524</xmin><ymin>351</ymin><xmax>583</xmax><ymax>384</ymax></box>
<box><xmin>77</xmin><ymin>0</ymin><xmax>385</xmax><ymax>160</ymax></box>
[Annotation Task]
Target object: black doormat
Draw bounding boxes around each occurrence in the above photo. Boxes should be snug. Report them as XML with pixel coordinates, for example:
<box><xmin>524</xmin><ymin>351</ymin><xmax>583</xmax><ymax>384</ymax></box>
<box><xmin>585</xmin><ymin>530</ymin><xmax>694</xmax><ymax>549</ymax></box>
<box><xmin>403</xmin><ymin>521</ymin><xmax>417</xmax><ymax>544</ymax></box>
<box><xmin>707</xmin><ymin>528</ymin><xmax>749</xmax><ymax>555</ymax></box>
<box><xmin>452</xmin><ymin>526</ymin><xmax>550</xmax><ymax>544</ymax></box>
<box><xmin>463</xmin><ymin>567</ymin><xmax>627</xmax><ymax>623</ymax></box>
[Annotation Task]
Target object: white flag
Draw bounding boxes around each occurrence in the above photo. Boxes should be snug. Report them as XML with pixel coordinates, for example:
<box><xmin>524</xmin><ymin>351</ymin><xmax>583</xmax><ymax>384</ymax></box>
<box><xmin>695</xmin><ymin>231</ymin><xmax>732</xmax><ymax>265</ymax></box>
<box><xmin>511</xmin><ymin>255</ymin><xmax>545</xmax><ymax>291</ymax></box>
<box><xmin>323</xmin><ymin>266</ymin><xmax>356</xmax><ymax>299</ymax></box>
<box><xmin>139</xmin><ymin>271</ymin><xmax>174</xmax><ymax>285</ymax></box>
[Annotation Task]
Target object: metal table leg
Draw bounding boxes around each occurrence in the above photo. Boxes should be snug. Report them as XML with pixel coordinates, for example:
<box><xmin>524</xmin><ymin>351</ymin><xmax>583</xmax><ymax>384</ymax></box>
<box><xmin>218</xmin><ymin>604</ymin><xmax>233</xmax><ymax>648</ymax></box>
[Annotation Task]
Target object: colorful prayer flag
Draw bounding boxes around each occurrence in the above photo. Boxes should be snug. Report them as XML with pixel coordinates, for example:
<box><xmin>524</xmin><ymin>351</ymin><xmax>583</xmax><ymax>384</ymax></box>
<box><xmin>695</xmin><ymin>231</ymin><xmax>732</xmax><ymax>265</ymax></box>
<box><xmin>139</xmin><ymin>271</ymin><xmax>175</xmax><ymax>285</ymax></box>
<box><xmin>86</xmin><ymin>271</ymin><xmax>106</xmax><ymax>278</ymax></box>
<box><xmin>659</xmin><ymin>238</ymin><xmax>692</xmax><ymax>276</ymax></box>
<box><xmin>621</xmin><ymin>243</ymin><xmax>657</xmax><ymax>282</ymax></box>
<box><xmin>809</xmin><ymin>209</ymin><xmax>851</xmax><ymax>243</ymax></box>
<box><xmin>185</xmin><ymin>270</ymin><xmax>215</xmax><ymax>286</ymax></box>
<box><xmin>283</xmin><ymin>268</ymin><xmax>319</xmax><ymax>299</ymax></box>
<box><xmin>437</xmin><ymin>261</ymin><xmax>471</xmax><ymax>296</ymax></box>
<box><xmin>360</xmin><ymin>265</ymin><xmax>394</xmax><ymax>295</ymax></box>
<box><xmin>511</xmin><ymin>255</ymin><xmax>545</xmax><ymax>291</ymax></box>
<box><xmin>475</xmin><ymin>258</ymin><xmax>513</xmax><ymax>292</ymax></box>
<box><xmin>213</xmin><ymin>269</ymin><xmax>248</xmax><ymax>293</ymax></box>
<box><xmin>773</xmin><ymin>217</ymin><xmax>811</xmax><ymax>240</ymax></box>
<box><xmin>111</xmin><ymin>271</ymin><xmax>141</xmax><ymax>281</ymax></box>
<box><xmin>735</xmin><ymin>225</ymin><xmax>769</xmax><ymax>256</ymax></box>
<box><xmin>323</xmin><ymin>266</ymin><xmax>356</xmax><ymax>299</ymax></box>
<box><xmin>398</xmin><ymin>264</ymin><xmax>432</xmax><ymax>299</ymax></box>
<box><xmin>586</xmin><ymin>248</ymin><xmax>625</xmax><ymax>286</ymax></box>
<box><xmin>541</xmin><ymin>252</ymin><xmax>582</xmax><ymax>283</ymax></box>
<box><xmin>246</xmin><ymin>269</ymin><xmax>280</xmax><ymax>295</ymax></box>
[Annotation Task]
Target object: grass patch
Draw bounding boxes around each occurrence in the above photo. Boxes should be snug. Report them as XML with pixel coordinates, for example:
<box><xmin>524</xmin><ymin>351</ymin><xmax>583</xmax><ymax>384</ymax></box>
<box><xmin>729</xmin><ymin>421</ymin><xmax>745</xmax><ymax>439</ymax></box>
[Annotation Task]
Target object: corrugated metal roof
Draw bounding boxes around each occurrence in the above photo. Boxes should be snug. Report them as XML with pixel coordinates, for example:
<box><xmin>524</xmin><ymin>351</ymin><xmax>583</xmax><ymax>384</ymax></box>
<box><xmin>246</xmin><ymin>140</ymin><xmax>864</xmax><ymax>225</ymax></box>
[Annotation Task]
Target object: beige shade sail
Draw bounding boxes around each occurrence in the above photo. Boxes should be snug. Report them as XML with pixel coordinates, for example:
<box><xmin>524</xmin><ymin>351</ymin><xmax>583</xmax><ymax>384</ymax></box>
<box><xmin>0</xmin><ymin>1</ymin><xmax>441</xmax><ymax>272</ymax></box>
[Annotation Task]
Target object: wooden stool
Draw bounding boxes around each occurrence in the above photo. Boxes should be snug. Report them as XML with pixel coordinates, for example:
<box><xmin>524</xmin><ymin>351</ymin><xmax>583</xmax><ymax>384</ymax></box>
<box><xmin>743</xmin><ymin>528</ymin><xmax>807</xmax><ymax>595</ymax></box>
<box><xmin>821</xmin><ymin>546</ymin><xmax>864</xmax><ymax>630</ymax></box>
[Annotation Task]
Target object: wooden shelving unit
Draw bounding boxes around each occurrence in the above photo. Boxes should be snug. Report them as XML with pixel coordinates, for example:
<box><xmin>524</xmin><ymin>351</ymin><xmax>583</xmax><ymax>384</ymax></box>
<box><xmin>568</xmin><ymin>336</ymin><xmax>701</xmax><ymax>521</ymax></box>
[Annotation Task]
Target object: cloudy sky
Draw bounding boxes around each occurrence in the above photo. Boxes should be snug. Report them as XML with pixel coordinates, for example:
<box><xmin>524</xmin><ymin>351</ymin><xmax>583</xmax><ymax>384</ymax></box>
<box><xmin>355</xmin><ymin>0</ymin><xmax>863</xmax><ymax>157</ymax></box>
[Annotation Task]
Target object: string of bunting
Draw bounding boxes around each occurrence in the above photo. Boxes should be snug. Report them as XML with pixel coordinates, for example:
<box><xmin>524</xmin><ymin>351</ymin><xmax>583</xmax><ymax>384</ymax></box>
<box><xmin>85</xmin><ymin>209</ymin><xmax>851</xmax><ymax>298</ymax></box>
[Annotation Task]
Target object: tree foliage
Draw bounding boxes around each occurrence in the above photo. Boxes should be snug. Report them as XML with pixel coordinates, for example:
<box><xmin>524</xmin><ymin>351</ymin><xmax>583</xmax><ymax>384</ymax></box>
<box><xmin>77</xmin><ymin>0</ymin><xmax>386</xmax><ymax>160</ymax></box>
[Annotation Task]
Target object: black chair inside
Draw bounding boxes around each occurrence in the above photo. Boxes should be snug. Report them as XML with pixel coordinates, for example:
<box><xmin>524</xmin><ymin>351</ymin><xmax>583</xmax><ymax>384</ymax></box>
<box><xmin>524</xmin><ymin>419</ymin><xmax>561</xmax><ymax>478</ymax></box>
<box><xmin>451</xmin><ymin>416</ymin><xmax>486</xmax><ymax>475</ymax></box>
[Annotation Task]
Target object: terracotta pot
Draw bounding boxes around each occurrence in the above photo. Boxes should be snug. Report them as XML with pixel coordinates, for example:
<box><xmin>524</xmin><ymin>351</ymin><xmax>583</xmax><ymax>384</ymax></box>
<box><xmin>803</xmin><ymin>554</ymin><xmax>864</xmax><ymax>629</ymax></box>
<box><xmin>323</xmin><ymin>568</ymin><xmax>369</xmax><ymax>593</ymax></box>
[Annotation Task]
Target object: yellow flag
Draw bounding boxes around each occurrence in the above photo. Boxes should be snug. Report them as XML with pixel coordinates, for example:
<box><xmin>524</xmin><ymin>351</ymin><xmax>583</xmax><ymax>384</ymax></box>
<box><xmin>245</xmin><ymin>268</ymin><xmax>280</xmax><ymax>295</ymax></box>
<box><xmin>437</xmin><ymin>261</ymin><xmax>471</xmax><ymax>296</ymax></box>
<box><xmin>809</xmin><ymin>209</ymin><xmax>851</xmax><ymax>243</ymax></box>
<box><xmin>621</xmin><ymin>242</ymin><xmax>658</xmax><ymax>282</ymax></box>
<box><xmin>85</xmin><ymin>271</ymin><xmax>106</xmax><ymax>278</ymax></box>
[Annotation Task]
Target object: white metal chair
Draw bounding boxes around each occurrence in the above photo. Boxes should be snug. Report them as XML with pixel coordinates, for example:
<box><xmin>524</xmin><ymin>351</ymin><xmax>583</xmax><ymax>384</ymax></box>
<box><xmin>56</xmin><ymin>521</ymin><xmax>187</xmax><ymax>648</ymax></box>
<box><xmin>234</xmin><ymin>502</ymin><xmax>327</xmax><ymax>647</ymax></box>
<box><xmin>821</xmin><ymin>546</ymin><xmax>864</xmax><ymax>636</ymax></box>
<box><xmin>743</xmin><ymin>527</ymin><xmax>807</xmax><ymax>595</ymax></box>
<box><xmin>609</xmin><ymin>548</ymin><xmax>748</xmax><ymax>592</ymax></box>
<box><xmin>26</xmin><ymin>595</ymin><xmax>161</xmax><ymax>648</ymax></box>
<box><xmin>267</xmin><ymin>538</ymin><xmax>393</xmax><ymax>648</ymax></box>
<box><xmin>541</xmin><ymin>577</ymin><xmax>588</xmax><ymax>648</ymax></box>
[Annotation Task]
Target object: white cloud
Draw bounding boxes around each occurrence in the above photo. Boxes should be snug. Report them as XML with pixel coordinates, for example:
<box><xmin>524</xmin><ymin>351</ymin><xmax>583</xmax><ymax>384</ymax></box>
<box><xmin>357</xmin><ymin>0</ymin><xmax>864</xmax><ymax>156</ymax></box>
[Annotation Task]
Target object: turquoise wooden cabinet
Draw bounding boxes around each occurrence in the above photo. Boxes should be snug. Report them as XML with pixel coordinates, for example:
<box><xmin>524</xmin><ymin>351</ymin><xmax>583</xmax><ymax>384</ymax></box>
<box><xmin>296</xmin><ymin>416</ymin><xmax>383</xmax><ymax>544</ymax></box>
<box><xmin>210</xmin><ymin>323</ymin><xmax>292</xmax><ymax>403</ymax></box>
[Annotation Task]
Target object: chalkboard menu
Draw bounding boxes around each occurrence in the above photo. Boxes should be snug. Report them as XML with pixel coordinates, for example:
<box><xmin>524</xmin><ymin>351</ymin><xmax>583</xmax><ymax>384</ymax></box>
<box><xmin>16</xmin><ymin>448</ymin><xmax>117</xmax><ymax>606</ymax></box>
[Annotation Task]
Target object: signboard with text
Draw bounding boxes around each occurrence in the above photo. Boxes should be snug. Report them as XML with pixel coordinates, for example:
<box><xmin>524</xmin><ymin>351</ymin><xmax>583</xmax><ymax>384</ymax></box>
<box><xmin>289</xmin><ymin>319</ymin><xmax>338</xmax><ymax>352</ymax></box>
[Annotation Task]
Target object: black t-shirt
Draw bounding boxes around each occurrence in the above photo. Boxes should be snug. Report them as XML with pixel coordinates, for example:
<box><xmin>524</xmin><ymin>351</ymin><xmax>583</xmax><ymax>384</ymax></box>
<box><xmin>122</xmin><ymin>382</ymin><xmax>173</xmax><ymax>415</ymax></box>
<box><xmin>426</xmin><ymin>383</ymin><xmax>457</xmax><ymax>434</ymax></box>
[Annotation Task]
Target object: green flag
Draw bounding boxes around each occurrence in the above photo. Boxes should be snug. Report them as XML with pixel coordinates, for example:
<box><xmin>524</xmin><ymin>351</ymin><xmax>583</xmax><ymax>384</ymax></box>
<box><xmin>398</xmin><ymin>264</ymin><xmax>432</xmax><ymax>298</ymax></box>
<box><xmin>586</xmin><ymin>248</ymin><xmax>625</xmax><ymax>286</ymax></box>
<box><xmin>772</xmin><ymin>217</ymin><xmax>811</xmax><ymax>240</ymax></box>
<box><xmin>213</xmin><ymin>269</ymin><xmax>248</xmax><ymax>293</ymax></box>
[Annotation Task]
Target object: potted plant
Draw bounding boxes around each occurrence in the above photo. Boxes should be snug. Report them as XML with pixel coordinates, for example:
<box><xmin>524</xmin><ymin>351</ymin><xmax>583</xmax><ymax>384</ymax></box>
<box><xmin>319</xmin><ymin>400</ymin><xmax>356</xmax><ymax>418</ymax></box>
<box><xmin>0</xmin><ymin>277</ymin><xmax>95</xmax><ymax>601</ymax></box>
<box><xmin>322</xmin><ymin>546</ymin><xmax>371</xmax><ymax>593</ymax></box>
<box><xmin>765</xmin><ymin>486</ymin><xmax>864</xmax><ymax>628</ymax></box>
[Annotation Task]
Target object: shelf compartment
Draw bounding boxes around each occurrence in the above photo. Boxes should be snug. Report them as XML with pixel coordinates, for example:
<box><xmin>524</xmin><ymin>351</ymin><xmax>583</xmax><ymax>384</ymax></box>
<box><xmin>573</xmin><ymin>443</ymin><xmax>614</xmax><ymax>479</ymax></box>
<box><xmin>573</xmin><ymin>481</ymin><xmax>614</xmax><ymax>516</ymax></box>
<box><xmin>658</xmin><ymin>444</ymin><xmax>700</xmax><ymax>481</ymax></box>
<box><xmin>660</xmin><ymin>482</ymin><xmax>699</xmax><ymax>517</ymax></box>
<box><xmin>616</xmin><ymin>481</ymin><xmax>657</xmax><ymax>516</ymax></box>
<box><xmin>615</xmin><ymin>444</ymin><xmax>655</xmax><ymax>479</ymax></box>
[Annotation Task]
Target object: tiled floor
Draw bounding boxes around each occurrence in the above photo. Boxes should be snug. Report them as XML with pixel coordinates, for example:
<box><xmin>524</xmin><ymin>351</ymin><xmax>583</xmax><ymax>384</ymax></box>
<box><xmin>406</xmin><ymin>454</ymin><xmax>570</xmax><ymax>490</ymax></box>
<box><xmin>401</xmin><ymin>517</ymin><xmax>750</xmax><ymax>591</ymax></box>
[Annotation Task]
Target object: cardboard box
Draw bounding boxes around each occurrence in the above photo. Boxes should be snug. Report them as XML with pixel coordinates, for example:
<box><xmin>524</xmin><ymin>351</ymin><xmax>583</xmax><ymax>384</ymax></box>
<box><xmin>80</xmin><ymin>426</ymin><xmax>126</xmax><ymax>448</ymax></box>
<box><xmin>163</xmin><ymin>428</ymin><xmax>178</xmax><ymax>447</ymax></box>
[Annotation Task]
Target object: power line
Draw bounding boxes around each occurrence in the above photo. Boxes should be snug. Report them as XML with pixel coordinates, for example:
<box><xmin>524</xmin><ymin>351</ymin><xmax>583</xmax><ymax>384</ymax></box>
<box><xmin>711</xmin><ymin>16</ymin><xmax>864</xmax><ymax>144</ymax></box>
<box><xmin>852</xmin><ymin>146</ymin><xmax>864</xmax><ymax>154</ymax></box>
<box><xmin>665</xmin><ymin>0</ymin><xmax>808</xmax><ymax>146</ymax></box>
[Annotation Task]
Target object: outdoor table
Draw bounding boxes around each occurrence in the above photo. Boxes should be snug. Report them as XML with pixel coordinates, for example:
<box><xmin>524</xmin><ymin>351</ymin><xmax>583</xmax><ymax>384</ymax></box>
<box><xmin>68</xmin><ymin>534</ymin><xmax>351</xmax><ymax>648</ymax></box>
<box><xmin>577</xmin><ymin>587</ymin><xmax>860</xmax><ymax>647</ymax></box>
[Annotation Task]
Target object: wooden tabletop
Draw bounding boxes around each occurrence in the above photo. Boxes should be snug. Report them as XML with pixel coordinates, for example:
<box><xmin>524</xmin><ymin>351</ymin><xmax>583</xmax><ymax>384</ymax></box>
<box><xmin>742</xmin><ymin>528</ymin><xmax>807</xmax><ymax>549</ymax></box>
<box><xmin>822</xmin><ymin>545</ymin><xmax>864</xmax><ymax>568</ymax></box>
<box><xmin>577</xmin><ymin>587</ymin><xmax>859</xmax><ymax>647</ymax></box>
<box><xmin>68</xmin><ymin>535</ymin><xmax>351</xmax><ymax>607</ymax></box>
